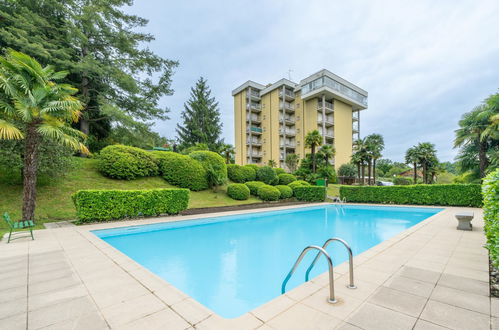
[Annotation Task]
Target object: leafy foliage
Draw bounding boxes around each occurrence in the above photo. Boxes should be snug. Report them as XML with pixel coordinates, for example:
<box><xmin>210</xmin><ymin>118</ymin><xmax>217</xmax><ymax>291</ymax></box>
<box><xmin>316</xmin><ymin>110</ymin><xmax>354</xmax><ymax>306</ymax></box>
<box><xmin>293</xmin><ymin>186</ymin><xmax>326</xmax><ymax>202</ymax></box>
<box><xmin>482</xmin><ymin>169</ymin><xmax>499</xmax><ymax>268</ymax></box>
<box><xmin>227</xmin><ymin>164</ymin><xmax>256</xmax><ymax>183</ymax></box>
<box><xmin>72</xmin><ymin>188</ymin><xmax>189</xmax><ymax>223</ymax></box>
<box><xmin>288</xmin><ymin>180</ymin><xmax>311</xmax><ymax>189</ymax></box>
<box><xmin>285</xmin><ymin>153</ymin><xmax>299</xmax><ymax>172</ymax></box>
<box><xmin>189</xmin><ymin>150</ymin><xmax>227</xmax><ymax>188</ymax></box>
<box><xmin>278</xmin><ymin>173</ymin><xmax>297</xmax><ymax>185</ymax></box>
<box><xmin>177</xmin><ymin>77</ymin><xmax>222</xmax><ymax>150</ymax></box>
<box><xmin>245</xmin><ymin>181</ymin><xmax>266</xmax><ymax>196</ymax></box>
<box><xmin>340</xmin><ymin>184</ymin><xmax>482</xmax><ymax>207</ymax></box>
<box><xmin>98</xmin><ymin>145</ymin><xmax>158</xmax><ymax>180</ymax></box>
<box><xmin>256</xmin><ymin>166</ymin><xmax>278</xmax><ymax>185</ymax></box>
<box><xmin>338</xmin><ymin>164</ymin><xmax>357</xmax><ymax>178</ymax></box>
<box><xmin>393</xmin><ymin>177</ymin><xmax>412</xmax><ymax>185</ymax></box>
<box><xmin>275</xmin><ymin>185</ymin><xmax>293</xmax><ymax>199</ymax></box>
<box><xmin>274</xmin><ymin>168</ymin><xmax>286</xmax><ymax>175</ymax></box>
<box><xmin>226</xmin><ymin>183</ymin><xmax>250</xmax><ymax>200</ymax></box>
<box><xmin>157</xmin><ymin>152</ymin><xmax>208</xmax><ymax>191</ymax></box>
<box><xmin>257</xmin><ymin>185</ymin><xmax>280</xmax><ymax>201</ymax></box>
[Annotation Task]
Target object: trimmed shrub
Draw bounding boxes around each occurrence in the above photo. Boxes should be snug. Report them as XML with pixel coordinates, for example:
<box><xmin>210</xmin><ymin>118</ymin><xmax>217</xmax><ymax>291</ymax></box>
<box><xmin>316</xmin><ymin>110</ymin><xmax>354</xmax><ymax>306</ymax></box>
<box><xmin>276</xmin><ymin>185</ymin><xmax>293</xmax><ymax>199</ymax></box>
<box><xmin>98</xmin><ymin>145</ymin><xmax>158</xmax><ymax>180</ymax></box>
<box><xmin>227</xmin><ymin>164</ymin><xmax>256</xmax><ymax>183</ymax></box>
<box><xmin>288</xmin><ymin>180</ymin><xmax>311</xmax><ymax>189</ymax></box>
<box><xmin>257</xmin><ymin>185</ymin><xmax>281</xmax><ymax>201</ymax></box>
<box><xmin>189</xmin><ymin>151</ymin><xmax>227</xmax><ymax>187</ymax></box>
<box><xmin>72</xmin><ymin>188</ymin><xmax>189</xmax><ymax>223</ymax></box>
<box><xmin>245</xmin><ymin>164</ymin><xmax>259</xmax><ymax>173</ymax></box>
<box><xmin>393</xmin><ymin>176</ymin><xmax>412</xmax><ymax>185</ymax></box>
<box><xmin>274</xmin><ymin>168</ymin><xmax>286</xmax><ymax>175</ymax></box>
<box><xmin>256</xmin><ymin>166</ymin><xmax>278</xmax><ymax>184</ymax></box>
<box><xmin>279</xmin><ymin>173</ymin><xmax>297</xmax><ymax>185</ymax></box>
<box><xmin>483</xmin><ymin>169</ymin><xmax>499</xmax><ymax>268</ymax></box>
<box><xmin>339</xmin><ymin>184</ymin><xmax>482</xmax><ymax>207</ymax></box>
<box><xmin>227</xmin><ymin>183</ymin><xmax>250</xmax><ymax>200</ymax></box>
<box><xmin>245</xmin><ymin>181</ymin><xmax>266</xmax><ymax>196</ymax></box>
<box><xmin>158</xmin><ymin>152</ymin><xmax>208</xmax><ymax>191</ymax></box>
<box><xmin>294</xmin><ymin>186</ymin><xmax>326</xmax><ymax>202</ymax></box>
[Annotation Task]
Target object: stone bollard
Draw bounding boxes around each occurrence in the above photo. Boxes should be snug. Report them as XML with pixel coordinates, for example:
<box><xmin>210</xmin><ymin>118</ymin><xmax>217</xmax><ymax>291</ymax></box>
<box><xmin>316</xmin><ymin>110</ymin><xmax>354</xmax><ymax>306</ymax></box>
<box><xmin>455</xmin><ymin>212</ymin><xmax>474</xmax><ymax>231</ymax></box>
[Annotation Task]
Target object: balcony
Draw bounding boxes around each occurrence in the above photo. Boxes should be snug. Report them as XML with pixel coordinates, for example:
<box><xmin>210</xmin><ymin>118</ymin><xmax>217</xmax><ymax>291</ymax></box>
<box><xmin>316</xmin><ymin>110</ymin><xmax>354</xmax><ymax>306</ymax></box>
<box><xmin>248</xmin><ymin>90</ymin><xmax>261</xmax><ymax>101</ymax></box>
<box><xmin>246</xmin><ymin>115</ymin><xmax>261</xmax><ymax>123</ymax></box>
<box><xmin>247</xmin><ymin>126</ymin><xmax>263</xmax><ymax>135</ymax></box>
<box><xmin>279</xmin><ymin>89</ymin><xmax>295</xmax><ymax>101</ymax></box>
<box><xmin>246</xmin><ymin>103</ymin><xmax>261</xmax><ymax>112</ymax></box>
<box><xmin>279</xmin><ymin>128</ymin><xmax>296</xmax><ymax>136</ymax></box>
<box><xmin>318</xmin><ymin>128</ymin><xmax>334</xmax><ymax>139</ymax></box>
<box><xmin>279</xmin><ymin>101</ymin><xmax>294</xmax><ymax>113</ymax></box>
<box><xmin>280</xmin><ymin>142</ymin><xmax>296</xmax><ymax>148</ymax></box>
<box><xmin>353</xmin><ymin>111</ymin><xmax>359</xmax><ymax>121</ymax></box>
<box><xmin>317</xmin><ymin>115</ymin><xmax>334</xmax><ymax>127</ymax></box>
<box><xmin>283</xmin><ymin>115</ymin><xmax>295</xmax><ymax>125</ymax></box>
<box><xmin>247</xmin><ymin>151</ymin><xmax>262</xmax><ymax>158</ymax></box>
<box><xmin>317</xmin><ymin>101</ymin><xmax>334</xmax><ymax>114</ymax></box>
<box><xmin>247</xmin><ymin>139</ymin><xmax>262</xmax><ymax>147</ymax></box>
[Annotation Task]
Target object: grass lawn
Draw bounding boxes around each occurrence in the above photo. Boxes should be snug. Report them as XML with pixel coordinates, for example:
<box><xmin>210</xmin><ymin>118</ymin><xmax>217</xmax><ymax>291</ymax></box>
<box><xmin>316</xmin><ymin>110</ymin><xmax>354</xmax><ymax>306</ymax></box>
<box><xmin>0</xmin><ymin>157</ymin><xmax>261</xmax><ymax>236</ymax></box>
<box><xmin>327</xmin><ymin>184</ymin><xmax>341</xmax><ymax>197</ymax></box>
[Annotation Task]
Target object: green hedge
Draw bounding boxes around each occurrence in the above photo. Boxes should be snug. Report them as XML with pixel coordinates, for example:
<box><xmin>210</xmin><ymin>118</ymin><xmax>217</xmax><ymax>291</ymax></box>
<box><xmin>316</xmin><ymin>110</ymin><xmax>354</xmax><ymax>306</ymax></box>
<box><xmin>276</xmin><ymin>185</ymin><xmax>293</xmax><ymax>199</ymax></box>
<box><xmin>274</xmin><ymin>168</ymin><xmax>286</xmax><ymax>175</ymax></box>
<box><xmin>158</xmin><ymin>152</ymin><xmax>208</xmax><ymax>191</ymax></box>
<box><xmin>189</xmin><ymin>151</ymin><xmax>227</xmax><ymax>187</ymax></box>
<box><xmin>256</xmin><ymin>166</ymin><xmax>278</xmax><ymax>185</ymax></box>
<box><xmin>294</xmin><ymin>186</ymin><xmax>326</xmax><ymax>202</ymax></box>
<box><xmin>98</xmin><ymin>145</ymin><xmax>158</xmax><ymax>180</ymax></box>
<box><xmin>227</xmin><ymin>164</ymin><xmax>256</xmax><ymax>183</ymax></box>
<box><xmin>288</xmin><ymin>180</ymin><xmax>310</xmax><ymax>189</ymax></box>
<box><xmin>227</xmin><ymin>183</ymin><xmax>250</xmax><ymax>200</ymax></box>
<box><xmin>339</xmin><ymin>184</ymin><xmax>482</xmax><ymax>207</ymax></box>
<box><xmin>245</xmin><ymin>181</ymin><xmax>266</xmax><ymax>196</ymax></box>
<box><xmin>483</xmin><ymin>169</ymin><xmax>499</xmax><ymax>268</ymax></box>
<box><xmin>279</xmin><ymin>173</ymin><xmax>297</xmax><ymax>185</ymax></box>
<box><xmin>72</xmin><ymin>188</ymin><xmax>189</xmax><ymax>222</ymax></box>
<box><xmin>257</xmin><ymin>185</ymin><xmax>281</xmax><ymax>201</ymax></box>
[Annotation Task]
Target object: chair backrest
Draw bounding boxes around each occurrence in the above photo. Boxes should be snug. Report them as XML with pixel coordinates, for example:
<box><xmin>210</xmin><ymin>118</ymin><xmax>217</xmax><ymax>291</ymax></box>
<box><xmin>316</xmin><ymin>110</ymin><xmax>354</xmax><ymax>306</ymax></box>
<box><xmin>3</xmin><ymin>212</ymin><xmax>14</xmax><ymax>229</ymax></box>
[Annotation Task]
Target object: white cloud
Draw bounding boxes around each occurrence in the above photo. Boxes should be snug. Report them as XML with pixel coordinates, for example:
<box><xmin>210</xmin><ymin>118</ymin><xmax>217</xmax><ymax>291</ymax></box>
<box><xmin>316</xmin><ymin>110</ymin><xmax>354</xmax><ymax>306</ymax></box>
<box><xmin>129</xmin><ymin>0</ymin><xmax>499</xmax><ymax>162</ymax></box>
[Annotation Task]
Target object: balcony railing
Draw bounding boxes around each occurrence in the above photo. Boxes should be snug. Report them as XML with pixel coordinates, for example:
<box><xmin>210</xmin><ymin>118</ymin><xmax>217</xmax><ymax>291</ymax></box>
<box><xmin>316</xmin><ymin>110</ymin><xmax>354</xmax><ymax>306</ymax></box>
<box><xmin>352</xmin><ymin>112</ymin><xmax>359</xmax><ymax>121</ymax></box>
<box><xmin>279</xmin><ymin>128</ymin><xmax>296</xmax><ymax>136</ymax></box>
<box><xmin>246</xmin><ymin>115</ymin><xmax>261</xmax><ymax>123</ymax></box>
<box><xmin>319</xmin><ymin>128</ymin><xmax>334</xmax><ymax>138</ymax></box>
<box><xmin>302</xmin><ymin>76</ymin><xmax>368</xmax><ymax>107</ymax></box>
<box><xmin>247</xmin><ymin>152</ymin><xmax>262</xmax><ymax>157</ymax></box>
<box><xmin>279</xmin><ymin>89</ymin><xmax>295</xmax><ymax>99</ymax></box>
<box><xmin>247</xmin><ymin>103</ymin><xmax>261</xmax><ymax>111</ymax></box>
<box><xmin>280</xmin><ymin>142</ymin><xmax>296</xmax><ymax>148</ymax></box>
<box><xmin>317</xmin><ymin>115</ymin><xmax>334</xmax><ymax>124</ymax></box>
<box><xmin>247</xmin><ymin>139</ymin><xmax>262</xmax><ymax>146</ymax></box>
<box><xmin>279</xmin><ymin>102</ymin><xmax>294</xmax><ymax>111</ymax></box>
<box><xmin>247</xmin><ymin>126</ymin><xmax>263</xmax><ymax>134</ymax></box>
<box><xmin>317</xmin><ymin>101</ymin><xmax>334</xmax><ymax>110</ymax></box>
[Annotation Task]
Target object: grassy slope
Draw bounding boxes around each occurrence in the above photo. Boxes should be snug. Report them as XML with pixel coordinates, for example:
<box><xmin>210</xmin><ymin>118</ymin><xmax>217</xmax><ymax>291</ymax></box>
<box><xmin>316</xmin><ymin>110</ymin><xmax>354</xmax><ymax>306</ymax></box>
<box><xmin>327</xmin><ymin>184</ymin><xmax>341</xmax><ymax>197</ymax></box>
<box><xmin>0</xmin><ymin>157</ymin><xmax>260</xmax><ymax>234</ymax></box>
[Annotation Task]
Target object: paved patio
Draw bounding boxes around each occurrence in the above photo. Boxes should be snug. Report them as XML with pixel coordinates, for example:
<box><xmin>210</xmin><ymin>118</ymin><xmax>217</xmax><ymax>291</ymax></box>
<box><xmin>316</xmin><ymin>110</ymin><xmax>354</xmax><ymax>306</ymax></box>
<box><xmin>0</xmin><ymin>204</ymin><xmax>496</xmax><ymax>329</ymax></box>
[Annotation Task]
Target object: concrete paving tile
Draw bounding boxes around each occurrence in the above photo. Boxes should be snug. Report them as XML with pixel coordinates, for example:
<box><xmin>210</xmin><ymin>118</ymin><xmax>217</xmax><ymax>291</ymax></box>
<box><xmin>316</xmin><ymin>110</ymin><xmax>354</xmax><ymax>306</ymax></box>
<box><xmin>100</xmin><ymin>294</ymin><xmax>166</xmax><ymax>328</ymax></box>
<box><xmin>384</xmin><ymin>275</ymin><xmax>435</xmax><ymax>298</ymax></box>
<box><xmin>0</xmin><ymin>285</ymin><xmax>27</xmax><ymax>304</ymax></box>
<box><xmin>443</xmin><ymin>265</ymin><xmax>489</xmax><ymax>282</ymax></box>
<box><xmin>0</xmin><ymin>274</ymin><xmax>27</xmax><ymax>290</ymax></box>
<box><xmin>353</xmin><ymin>265</ymin><xmax>393</xmax><ymax>285</ymax></box>
<box><xmin>335</xmin><ymin>322</ymin><xmax>362</xmax><ymax>329</ymax></box>
<box><xmin>397</xmin><ymin>266</ymin><xmax>440</xmax><ymax>284</ymax></box>
<box><xmin>437</xmin><ymin>273</ymin><xmax>489</xmax><ymax>296</ymax></box>
<box><xmin>28</xmin><ymin>296</ymin><xmax>99</xmax><ymax>329</ymax></box>
<box><xmin>28</xmin><ymin>274</ymin><xmax>81</xmax><ymax>296</ymax></box>
<box><xmin>0</xmin><ymin>312</ymin><xmax>26</xmax><ymax>330</ymax></box>
<box><xmin>28</xmin><ymin>285</ymin><xmax>87</xmax><ymax>311</ymax></box>
<box><xmin>0</xmin><ymin>297</ymin><xmax>27</xmax><ymax>319</ymax></box>
<box><xmin>119</xmin><ymin>308</ymin><xmax>190</xmax><ymax>330</ymax></box>
<box><xmin>420</xmin><ymin>300</ymin><xmax>490</xmax><ymax>330</ymax></box>
<box><xmin>430</xmin><ymin>285</ymin><xmax>490</xmax><ymax>315</ymax></box>
<box><xmin>335</xmin><ymin>278</ymin><xmax>379</xmax><ymax>301</ymax></box>
<box><xmin>153</xmin><ymin>284</ymin><xmax>189</xmax><ymax>306</ymax></box>
<box><xmin>29</xmin><ymin>268</ymin><xmax>74</xmax><ymax>285</ymax></box>
<box><xmin>37</xmin><ymin>312</ymin><xmax>108</xmax><ymax>330</ymax></box>
<box><xmin>252</xmin><ymin>295</ymin><xmax>295</xmax><ymax>322</ymax></box>
<box><xmin>413</xmin><ymin>319</ymin><xmax>448</xmax><ymax>330</ymax></box>
<box><xmin>347</xmin><ymin>302</ymin><xmax>417</xmax><ymax>330</ymax></box>
<box><xmin>196</xmin><ymin>313</ymin><xmax>263</xmax><ymax>330</ymax></box>
<box><xmin>285</xmin><ymin>280</ymin><xmax>322</xmax><ymax>301</ymax></box>
<box><xmin>368</xmin><ymin>286</ymin><xmax>427</xmax><ymax>317</ymax></box>
<box><xmin>266</xmin><ymin>303</ymin><xmax>341</xmax><ymax>330</ymax></box>
<box><xmin>302</xmin><ymin>287</ymin><xmax>363</xmax><ymax>320</ymax></box>
<box><xmin>171</xmin><ymin>298</ymin><xmax>212</xmax><ymax>325</ymax></box>
<box><xmin>492</xmin><ymin>298</ymin><xmax>499</xmax><ymax>318</ymax></box>
<box><xmin>492</xmin><ymin>317</ymin><xmax>499</xmax><ymax>330</ymax></box>
<box><xmin>88</xmin><ymin>280</ymin><xmax>151</xmax><ymax>309</ymax></box>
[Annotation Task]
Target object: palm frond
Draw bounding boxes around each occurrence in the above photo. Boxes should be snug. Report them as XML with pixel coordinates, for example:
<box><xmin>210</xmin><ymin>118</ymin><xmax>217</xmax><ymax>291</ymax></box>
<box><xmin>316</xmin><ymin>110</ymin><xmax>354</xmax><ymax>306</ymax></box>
<box><xmin>0</xmin><ymin>119</ymin><xmax>24</xmax><ymax>139</ymax></box>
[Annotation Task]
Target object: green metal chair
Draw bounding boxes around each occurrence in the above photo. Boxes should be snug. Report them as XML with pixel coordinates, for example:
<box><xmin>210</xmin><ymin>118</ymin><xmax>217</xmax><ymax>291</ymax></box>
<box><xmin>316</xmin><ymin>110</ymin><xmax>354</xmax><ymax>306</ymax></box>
<box><xmin>3</xmin><ymin>212</ymin><xmax>35</xmax><ymax>243</ymax></box>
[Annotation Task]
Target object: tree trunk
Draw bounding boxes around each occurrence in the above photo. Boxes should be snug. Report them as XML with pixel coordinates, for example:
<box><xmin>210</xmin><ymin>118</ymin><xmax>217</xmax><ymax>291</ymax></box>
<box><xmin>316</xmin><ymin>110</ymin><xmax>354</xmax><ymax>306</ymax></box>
<box><xmin>357</xmin><ymin>163</ymin><xmax>361</xmax><ymax>184</ymax></box>
<box><xmin>478</xmin><ymin>140</ymin><xmax>489</xmax><ymax>179</ymax></box>
<box><xmin>413</xmin><ymin>162</ymin><xmax>417</xmax><ymax>184</ymax></box>
<box><xmin>361</xmin><ymin>165</ymin><xmax>365</xmax><ymax>185</ymax></box>
<box><xmin>422</xmin><ymin>163</ymin><xmax>427</xmax><ymax>184</ymax></box>
<box><xmin>367</xmin><ymin>159</ymin><xmax>372</xmax><ymax>185</ymax></box>
<box><xmin>312</xmin><ymin>145</ymin><xmax>316</xmax><ymax>173</ymax></box>
<box><xmin>373</xmin><ymin>158</ymin><xmax>377</xmax><ymax>185</ymax></box>
<box><xmin>22</xmin><ymin>123</ymin><xmax>40</xmax><ymax>221</ymax></box>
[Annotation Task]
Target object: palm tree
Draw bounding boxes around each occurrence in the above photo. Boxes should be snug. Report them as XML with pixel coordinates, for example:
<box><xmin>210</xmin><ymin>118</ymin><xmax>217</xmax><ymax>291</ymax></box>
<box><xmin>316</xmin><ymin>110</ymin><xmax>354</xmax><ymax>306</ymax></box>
<box><xmin>365</xmin><ymin>134</ymin><xmax>384</xmax><ymax>184</ymax></box>
<box><xmin>454</xmin><ymin>105</ymin><xmax>491</xmax><ymax>179</ymax></box>
<box><xmin>219</xmin><ymin>143</ymin><xmax>235</xmax><ymax>164</ymax></box>
<box><xmin>267</xmin><ymin>159</ymin><xmax>276</xmax><ymax>167</ymax></box>
<box><xmin>285</xmin><ymin>153</ymin><xmax>299</xmax><ymax>172</ymax></box>
<box><xmin>351</xmin><ymin>151</ymin><xmax>362</xmax><ymax>183</ymax></box>
<box><xmin>405</xmin><ymin>146</ymin><xmax>419</xmax><ymax>184</ymax></box>
<box><xmin>415</xmin><ymin>142</ymin><xmax>438</xmax><ymax>184</ymax></box>
<box><xmin>318</xmin><ymin>144</ymin><xmax>335</xmax><ymax>167</ymax></box>
<box><xmin>352</xmin><ymin>138</ymin><xmax>369</xmax><ymax>184</ymax></box>
<box><xmin>0</xmin><ymin>50</ymin><xmax>88</xmax><ymax>221</ymax></box>
<box><xmin>305</xmin><ymin>130</ymin><xmax>322</xmax><ymax>173</ymax></box>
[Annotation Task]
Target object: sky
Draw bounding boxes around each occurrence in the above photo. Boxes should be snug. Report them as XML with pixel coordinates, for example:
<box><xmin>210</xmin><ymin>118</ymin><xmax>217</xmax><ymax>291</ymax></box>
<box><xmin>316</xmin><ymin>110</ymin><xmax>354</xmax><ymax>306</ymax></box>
<box><xmin>127</xmin><ymin>0</ymin><xmax>499</xmax><ymax>162</ymax></box>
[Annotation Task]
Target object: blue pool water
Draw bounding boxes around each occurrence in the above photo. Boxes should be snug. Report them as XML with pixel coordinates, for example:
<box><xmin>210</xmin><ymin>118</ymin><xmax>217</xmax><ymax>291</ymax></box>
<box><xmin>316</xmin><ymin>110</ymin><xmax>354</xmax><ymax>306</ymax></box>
<box><xmin>93</xmin><ymin>205</ymin><xmax>442</xmax><ymax>318</ymax></box>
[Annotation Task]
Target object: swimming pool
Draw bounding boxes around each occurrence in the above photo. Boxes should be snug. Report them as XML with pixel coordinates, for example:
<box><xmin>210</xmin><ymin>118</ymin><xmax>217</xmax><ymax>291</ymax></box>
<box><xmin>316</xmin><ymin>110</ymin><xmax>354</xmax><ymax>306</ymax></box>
<box><xmin>93</xmin><ymin>204</ymin><xmax>442</xmax><ymax>318</ymax></box>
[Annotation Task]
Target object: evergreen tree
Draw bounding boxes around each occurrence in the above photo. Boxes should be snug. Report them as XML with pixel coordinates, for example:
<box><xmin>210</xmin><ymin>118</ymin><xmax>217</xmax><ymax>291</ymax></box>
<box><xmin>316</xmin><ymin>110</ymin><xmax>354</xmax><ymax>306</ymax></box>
<box><xmin>176</xmin><ymin>77</ymin><xmax>222</xmax><ymax>150</ymax></box>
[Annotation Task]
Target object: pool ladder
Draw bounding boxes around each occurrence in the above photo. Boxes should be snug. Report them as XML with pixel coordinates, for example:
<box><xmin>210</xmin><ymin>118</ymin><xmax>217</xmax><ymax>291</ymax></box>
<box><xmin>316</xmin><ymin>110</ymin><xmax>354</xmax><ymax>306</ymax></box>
<box><xmin>281</xmin><ymin>238</ymin><xmax>356</xmax><ymax>304</ymax></box>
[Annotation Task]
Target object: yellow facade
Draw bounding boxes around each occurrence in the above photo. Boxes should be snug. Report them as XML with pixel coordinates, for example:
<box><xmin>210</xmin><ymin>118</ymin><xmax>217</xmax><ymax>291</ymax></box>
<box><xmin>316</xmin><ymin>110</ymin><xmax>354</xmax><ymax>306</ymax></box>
<box><xmin>232</xmin><ymin>70</ymin><xmax>367</xmax><ymax>170</ymax></box>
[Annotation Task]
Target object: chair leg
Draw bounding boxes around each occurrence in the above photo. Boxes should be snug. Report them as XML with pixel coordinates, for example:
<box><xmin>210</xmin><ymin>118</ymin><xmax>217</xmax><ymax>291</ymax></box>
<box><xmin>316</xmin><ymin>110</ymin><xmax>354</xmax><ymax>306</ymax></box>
<box><xmin>7</xmin><ymin>229</ymin><xmax>12</xmax><ymax>243</ymax></box>
<box><xmin>30</xmin><ymin>228</ymin><xmax>34</xmax><ymax>240</ymax></box>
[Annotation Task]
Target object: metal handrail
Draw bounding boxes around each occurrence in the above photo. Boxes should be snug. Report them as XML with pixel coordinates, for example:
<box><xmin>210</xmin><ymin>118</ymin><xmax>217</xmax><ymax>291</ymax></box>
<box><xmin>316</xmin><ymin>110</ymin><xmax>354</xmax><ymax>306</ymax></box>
<box><xmin>305</xmin><ymin>238</ymin><xmax>356</xmax><ymax>289</ymax></box>
<box><xmin>281</xmin><ymin>245</ymin><xmax>337</xmax><ymax>303</ymax></box>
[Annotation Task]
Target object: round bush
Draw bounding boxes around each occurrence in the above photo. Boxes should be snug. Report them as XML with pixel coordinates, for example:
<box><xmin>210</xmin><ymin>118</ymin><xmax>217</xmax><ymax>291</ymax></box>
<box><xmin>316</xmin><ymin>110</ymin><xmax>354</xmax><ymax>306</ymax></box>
<box><xmin>279</xmin><ymin>173</ymin><xmax>297</xmax><ymax>185</ymax></box>
<box><xmin>256</xmin><ymin>166</ymin><xmax>278</xmax><ymax>184</ymax></box>
<box><xmin>288</xmin><ymin>180</ymin><xmax>311</xmax><ymax>189</ymax></box>
<box><xmin>393</xmin><ymin>176</ymin><xmax>412</xmax><ymax>185</ymax></box>
<box><xmin>276</xmin><ymin>185</ymin><xmax>293</xmax><ymax>199</ymax></box>
<box><xmin>243</xmin><ymin>165</ymin><xmax>257</xmax><ymax>181</ymax></box>
<box><xmin>245</xmin><ymin>181</ymin><xmax>266</xmax><ymax>196</ymax></box>
<box><xmin>227</xmin><ymin>183</ymin><xmax>250</xmax><ymax>200</ymax></box>
<box><xmin>189</xmin><ymin>151</ymin><xmax>227</xmax><ymax>187</ymax></box>
<box><xmin>158</xmin><ymin>152</ymin><xmax>208</xmax><ymax>191</ymax></box>
<box><xmin>98</xmin><ymin>145</ymin><xmax>158</xmax><ymax>180</ymax></box>
<box><xmin>227</xmin><ymin>164</ymin><xmax>256</xmax><ymax>183</ymax></box>
<box><xmin>245</xmin><ymin>164</ymin><xmax>259</xmax><ymax>173</ymax></box>
<box><xmin>257</xmin><ymin>185</ymin><xmax>281</xmax><ymax>201</ymax></box>
<box><xmin>274</xmin><ymin>168</ymin><xmax>286</xmax><ymax>175</ymax></box>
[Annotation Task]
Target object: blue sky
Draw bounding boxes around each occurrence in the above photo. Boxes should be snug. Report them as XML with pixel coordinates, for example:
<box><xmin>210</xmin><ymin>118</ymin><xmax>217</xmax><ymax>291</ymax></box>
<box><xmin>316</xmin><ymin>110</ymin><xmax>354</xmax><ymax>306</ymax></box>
<box><xmin>128</xmin><ymin>0</ymin><xmax>499</xmax><ymax>162</ymax></box>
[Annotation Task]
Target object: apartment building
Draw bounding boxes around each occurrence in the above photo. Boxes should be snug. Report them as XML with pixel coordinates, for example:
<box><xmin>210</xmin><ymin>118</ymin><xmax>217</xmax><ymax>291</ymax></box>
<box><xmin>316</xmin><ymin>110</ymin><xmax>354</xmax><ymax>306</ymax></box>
<box><xmin>232</xmin><ymin>69</ymin><xmax>367</xmax><ymax>170</ymax></box>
